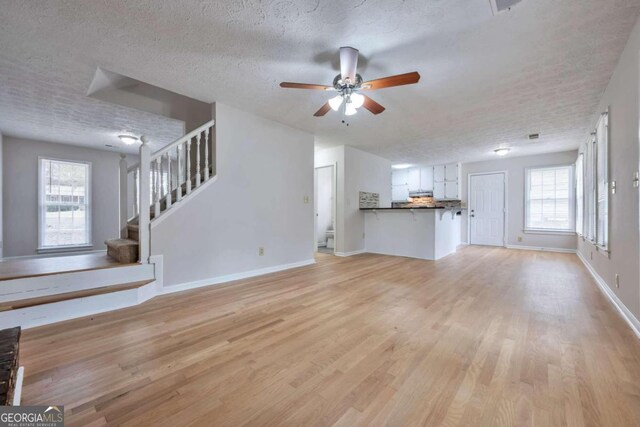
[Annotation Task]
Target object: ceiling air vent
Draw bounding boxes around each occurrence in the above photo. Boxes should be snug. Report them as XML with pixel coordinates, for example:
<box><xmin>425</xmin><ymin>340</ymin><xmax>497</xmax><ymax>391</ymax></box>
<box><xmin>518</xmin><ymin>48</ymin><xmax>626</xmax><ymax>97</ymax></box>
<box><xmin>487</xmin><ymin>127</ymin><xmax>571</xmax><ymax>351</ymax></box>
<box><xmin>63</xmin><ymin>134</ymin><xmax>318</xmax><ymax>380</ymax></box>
<box><xmin>490</xmin><ymin>0</ymin><xmax>523</xmax><ymax>15</ymax></box>
<box><xmin>528</xmin><ymin>133</ymin><xmax>540</xmax><ymax>140</ymax></box>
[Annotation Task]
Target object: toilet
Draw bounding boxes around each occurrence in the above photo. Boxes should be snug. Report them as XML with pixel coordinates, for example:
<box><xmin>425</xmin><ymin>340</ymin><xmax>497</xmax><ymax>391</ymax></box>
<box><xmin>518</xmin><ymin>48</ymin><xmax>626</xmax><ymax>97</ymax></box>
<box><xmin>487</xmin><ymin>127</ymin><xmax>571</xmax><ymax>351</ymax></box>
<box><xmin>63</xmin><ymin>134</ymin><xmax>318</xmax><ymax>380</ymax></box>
<box><xmin>326</xmin><ymin>229</ymin><xmax>335</xmax><ymax>249</ymax></box>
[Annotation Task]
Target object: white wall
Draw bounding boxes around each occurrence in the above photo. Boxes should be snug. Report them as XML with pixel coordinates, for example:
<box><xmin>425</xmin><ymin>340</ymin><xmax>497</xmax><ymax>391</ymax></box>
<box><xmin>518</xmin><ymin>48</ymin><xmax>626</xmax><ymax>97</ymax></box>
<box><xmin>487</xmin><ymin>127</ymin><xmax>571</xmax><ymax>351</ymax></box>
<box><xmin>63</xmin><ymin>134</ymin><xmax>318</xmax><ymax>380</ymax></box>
<box><xmin>578</xmin><ymin>17</ymin><xmax>640</xmax><ymax>320</ymax></box>
<box><xmin>315</xmin><ymin>165</ymin><xmax>334</xmax><ymax>245</ymax></box>
<box><xmin>314</xmin><ymin>145</ymin><xmax>392</xmax><ymax>255</ymax></box>
<box><xmin>2</xmin><ymin>136</ymin><xmax>128</xmax><ymax>257</ymax></box>
<box><xmin>151</xmin><ymin>102</ymin><xmax>315</xmax><ymax>287</ymax></box>
<box><xmin>0</xmin><ymin>130</ymin><xmax>3</xmax><ymax>257</ymax></box>
<box><xmin>343</xmin><ymin>146</ymin><xmax>392</xmax><ymax>254</ymax></box>
<box><xmin>461</xmin><ymin>150</ymin><xmax>578</xmax><ymax>251</ymax></box>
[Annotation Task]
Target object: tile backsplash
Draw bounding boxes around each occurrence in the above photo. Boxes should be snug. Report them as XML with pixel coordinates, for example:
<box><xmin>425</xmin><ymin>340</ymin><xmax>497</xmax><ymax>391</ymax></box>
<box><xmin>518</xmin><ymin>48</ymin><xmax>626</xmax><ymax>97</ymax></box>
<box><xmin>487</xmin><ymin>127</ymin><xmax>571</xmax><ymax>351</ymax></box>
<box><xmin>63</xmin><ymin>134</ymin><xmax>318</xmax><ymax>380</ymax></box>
<box><xmin>359</xmin><ymin>191</ymin><xmax>380</xmax><ymax>208</ymax></box>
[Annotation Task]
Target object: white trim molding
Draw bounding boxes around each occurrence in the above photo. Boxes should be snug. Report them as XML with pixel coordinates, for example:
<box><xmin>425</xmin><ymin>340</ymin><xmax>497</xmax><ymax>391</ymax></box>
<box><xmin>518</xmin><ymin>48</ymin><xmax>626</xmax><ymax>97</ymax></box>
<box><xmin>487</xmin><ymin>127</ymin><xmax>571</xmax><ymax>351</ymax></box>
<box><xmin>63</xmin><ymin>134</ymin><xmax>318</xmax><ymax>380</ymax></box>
<box><xmin>577</xmin><ymin>251</ymin><xmax>640</xmax><ymax>339</ymax></box>
<box><xmin>161</xmin><ymin>258</ymin><xmax>316</xmax><ymax>295</ymax></box>
<box><xmin>334</xmin><ymin>249</ymin><xmax>366</xmax><ymax>257</ymax></box>
<box><xmin>505</xmin><ymin>245</ymin><xmax>576</xmax><ymax>253</ymax></box>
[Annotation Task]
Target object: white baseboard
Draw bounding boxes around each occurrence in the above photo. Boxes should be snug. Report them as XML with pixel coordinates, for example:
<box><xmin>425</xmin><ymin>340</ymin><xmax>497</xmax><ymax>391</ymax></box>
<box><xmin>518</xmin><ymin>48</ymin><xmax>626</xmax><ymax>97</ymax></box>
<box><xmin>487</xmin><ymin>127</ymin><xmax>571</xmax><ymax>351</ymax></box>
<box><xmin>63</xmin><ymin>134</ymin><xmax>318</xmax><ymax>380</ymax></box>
<box><xmin>576</xmin><ymin>251</ymin><xmax>640</xmax><ymax>339</ymax></box>
<box><xmin>161</xmin><ymin>258</ymin><xmax>316</xmax><ymax>295</ymax></box>
<box><xmin>505</xmin><ymin>244</ymin><xmax>576</xmax><ymax>254</ymax></box>
<box><xmin>334</xmin><ymin>249</ymin><xmax>366</xmax><ymax>257</ymax></box>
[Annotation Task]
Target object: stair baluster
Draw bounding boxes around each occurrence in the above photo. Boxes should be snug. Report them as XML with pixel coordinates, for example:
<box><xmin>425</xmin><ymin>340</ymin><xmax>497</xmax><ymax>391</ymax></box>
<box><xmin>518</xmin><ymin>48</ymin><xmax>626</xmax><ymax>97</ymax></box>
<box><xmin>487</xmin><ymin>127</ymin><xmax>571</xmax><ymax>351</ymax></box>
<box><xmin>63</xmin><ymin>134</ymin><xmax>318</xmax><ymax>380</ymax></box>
<box><xmin>154</xmin><ymin>157</ymin><xmax>161</xmax><ymax>219</ymax></box>
<box><xmin>204</xmin><ymin>128</ymin><xmax>210</xmax><ymax>181</ymax></box>
<box><xmin>133</xmin><ymin>168</ymin><xmax>139</xmax><ymax>217</ymax></box>
<box><xmin>176</xmin><ymin>144</ymin><xmax>182</xmax><ymax>202</ymax></box>
<box><xmin>165</xmin><ymin>152</ymin><xmax>172</xmax><ymax>209</ymax></box>
<box><xmin>186</xmin><ymin>137</ymin><xmax>192</xmax><ymax>195</ymax></box>
<box><xmin>195</xmin><ymin>133</ymin><xmax>202</xmax><ymax>188</ymax></box>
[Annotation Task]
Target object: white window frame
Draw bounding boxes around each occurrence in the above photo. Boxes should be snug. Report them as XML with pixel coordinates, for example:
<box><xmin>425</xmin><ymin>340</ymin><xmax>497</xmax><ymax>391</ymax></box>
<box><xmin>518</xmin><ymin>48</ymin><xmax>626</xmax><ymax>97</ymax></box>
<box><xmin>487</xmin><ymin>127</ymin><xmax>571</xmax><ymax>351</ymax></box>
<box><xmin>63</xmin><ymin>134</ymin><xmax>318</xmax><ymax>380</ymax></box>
<box><xmin>575</xmin><ymin>153</ymin><xmax>584</xmax><ymax>236</ymax></box>
<box><xmin>524</xmin><ymin>164</ymin><xmax>576</xmax><ymax>235</ymax></box>
<box><xmin>595</xmin><ymin>111</ymin><xmax>609</xmax><ymax>251</ymax></box>
<box><xmin>38</xmin><ymin>157</ymin><xmax>92</xmax><ymax>252</ymax></box>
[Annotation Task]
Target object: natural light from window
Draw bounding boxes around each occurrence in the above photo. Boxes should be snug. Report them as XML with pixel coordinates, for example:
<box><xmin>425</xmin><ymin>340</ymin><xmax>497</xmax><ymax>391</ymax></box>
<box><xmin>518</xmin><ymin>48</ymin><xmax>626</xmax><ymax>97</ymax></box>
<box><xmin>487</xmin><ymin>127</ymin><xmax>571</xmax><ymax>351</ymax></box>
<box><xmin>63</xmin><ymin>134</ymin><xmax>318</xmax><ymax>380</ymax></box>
<box><xmin>525</xmin><ymin>165</ymin><xmax>574</xmax><ymax>232</ymax></box>
<box><xmin>39</xmin><ymin>158</ymin><xmax>91</xmax><ymax>249</ymax></box>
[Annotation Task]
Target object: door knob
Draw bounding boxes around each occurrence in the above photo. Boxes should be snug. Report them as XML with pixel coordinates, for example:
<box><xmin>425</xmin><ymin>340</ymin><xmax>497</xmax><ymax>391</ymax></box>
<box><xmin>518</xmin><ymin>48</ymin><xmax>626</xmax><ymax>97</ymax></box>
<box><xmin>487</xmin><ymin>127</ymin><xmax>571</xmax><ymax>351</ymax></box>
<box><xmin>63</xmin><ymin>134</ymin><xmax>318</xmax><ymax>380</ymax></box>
<box><xmin>470</xmin><ymin>214</ymin><xmax>475</xmax><ymax>218</ymax></box>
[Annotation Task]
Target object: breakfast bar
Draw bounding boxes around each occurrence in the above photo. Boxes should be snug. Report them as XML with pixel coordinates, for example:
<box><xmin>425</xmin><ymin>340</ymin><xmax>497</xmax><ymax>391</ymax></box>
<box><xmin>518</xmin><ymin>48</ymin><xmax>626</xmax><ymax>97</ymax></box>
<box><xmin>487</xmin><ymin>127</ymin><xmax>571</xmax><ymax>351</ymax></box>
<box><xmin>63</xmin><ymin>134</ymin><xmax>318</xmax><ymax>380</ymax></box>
<box><xmin>361</xmin><ymin>207</ymin><xmax>462</xmax><ymax>260</ymax></box>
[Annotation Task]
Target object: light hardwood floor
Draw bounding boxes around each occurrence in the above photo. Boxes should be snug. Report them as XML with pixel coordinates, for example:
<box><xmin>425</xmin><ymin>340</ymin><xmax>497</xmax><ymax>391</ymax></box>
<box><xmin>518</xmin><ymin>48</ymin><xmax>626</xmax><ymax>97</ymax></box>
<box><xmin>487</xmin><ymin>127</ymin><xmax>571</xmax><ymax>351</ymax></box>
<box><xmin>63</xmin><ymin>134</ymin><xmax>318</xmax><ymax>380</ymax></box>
<box><xmin>21</xmin><ymin>247</ymin><xmax>640</xmax><ymax>426</ymax></box>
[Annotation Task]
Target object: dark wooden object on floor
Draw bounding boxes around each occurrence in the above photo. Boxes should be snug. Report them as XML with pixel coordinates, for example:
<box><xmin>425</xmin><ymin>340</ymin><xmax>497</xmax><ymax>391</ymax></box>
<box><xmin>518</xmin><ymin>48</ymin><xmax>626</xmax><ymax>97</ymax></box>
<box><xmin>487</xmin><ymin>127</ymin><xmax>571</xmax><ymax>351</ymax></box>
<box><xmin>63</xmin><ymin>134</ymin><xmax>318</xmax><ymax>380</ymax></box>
<box><xmin>0</xmin><ymin>327</ymin><xmax>21</xmax><ymax>405</ymax></box>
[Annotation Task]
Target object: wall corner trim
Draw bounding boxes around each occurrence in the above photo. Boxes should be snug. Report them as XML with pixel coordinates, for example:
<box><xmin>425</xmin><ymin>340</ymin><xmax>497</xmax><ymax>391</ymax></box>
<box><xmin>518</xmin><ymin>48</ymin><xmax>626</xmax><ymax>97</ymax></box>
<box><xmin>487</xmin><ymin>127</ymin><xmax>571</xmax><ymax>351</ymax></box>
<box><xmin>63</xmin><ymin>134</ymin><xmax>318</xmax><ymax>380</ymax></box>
<box><xmin>161</xmin><ymin>258</ymin><xmax>316</xmax><ymax>295</ymax></box>
<box><xmin>576</xmin><ymin>251</ymin><xmax>640</xmax><ymax>340</ymax></box>
<box><xmin>334</xmin><ymin>249</ymin><xmax>366</xmax><ymax>257</ymax></box>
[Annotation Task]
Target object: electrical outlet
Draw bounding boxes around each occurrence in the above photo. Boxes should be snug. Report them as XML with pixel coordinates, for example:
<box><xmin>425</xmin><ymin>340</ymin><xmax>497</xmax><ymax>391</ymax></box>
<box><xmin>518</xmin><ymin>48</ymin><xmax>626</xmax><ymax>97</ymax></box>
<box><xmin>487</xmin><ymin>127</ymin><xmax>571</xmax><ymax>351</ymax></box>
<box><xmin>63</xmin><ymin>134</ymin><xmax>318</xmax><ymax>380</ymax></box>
<box><xmin>303</xmin><ymin>196</ymin><xmax>310</xmax><ymax>204</ymax></box>
<box><xmin>615</xmin><ymin>274</ymin><xmax>620</xmax><ymax>288</ymax></box>
<box><xmin>517</xmin><ymin>236</ymin><xmax>523</xmax><ymax>242</ymax></box>
<box><xmin>258</xmin><ymin>247</ymin><xmax>264</xmax><ymax>256</ymax></box>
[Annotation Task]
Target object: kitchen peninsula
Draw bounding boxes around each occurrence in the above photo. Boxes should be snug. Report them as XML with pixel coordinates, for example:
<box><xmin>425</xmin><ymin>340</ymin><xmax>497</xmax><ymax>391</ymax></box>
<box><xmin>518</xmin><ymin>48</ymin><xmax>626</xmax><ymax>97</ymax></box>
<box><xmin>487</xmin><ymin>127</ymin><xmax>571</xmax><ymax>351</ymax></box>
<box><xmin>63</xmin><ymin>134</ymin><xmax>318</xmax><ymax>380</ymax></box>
<box><xmin>361</xmin><ymin>206</ymin><xmax>462</xmax><ymax>260</ymax></box>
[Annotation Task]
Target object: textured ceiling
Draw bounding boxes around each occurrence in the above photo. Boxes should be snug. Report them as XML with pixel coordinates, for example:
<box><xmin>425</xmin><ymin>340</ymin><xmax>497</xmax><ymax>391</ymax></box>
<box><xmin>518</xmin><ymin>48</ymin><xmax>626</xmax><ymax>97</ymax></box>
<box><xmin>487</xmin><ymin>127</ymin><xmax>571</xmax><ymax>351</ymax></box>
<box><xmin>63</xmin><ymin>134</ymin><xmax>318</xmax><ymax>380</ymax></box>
<box><xmin>0</xmin><ymin>0</ymin><xmax>639</xmax><ymax>162</ymax></box>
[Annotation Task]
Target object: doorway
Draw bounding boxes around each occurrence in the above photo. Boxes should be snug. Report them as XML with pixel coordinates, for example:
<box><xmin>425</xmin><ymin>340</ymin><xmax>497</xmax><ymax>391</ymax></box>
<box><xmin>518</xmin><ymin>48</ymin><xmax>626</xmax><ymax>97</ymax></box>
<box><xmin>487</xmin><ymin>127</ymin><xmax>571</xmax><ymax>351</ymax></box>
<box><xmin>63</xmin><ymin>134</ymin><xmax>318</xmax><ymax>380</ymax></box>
<box><xmin>314</xmin><ymin>165</ymin><xmax>335</xmax><ymax>255</ymax></box>
<box><xmin>469</xmin><ymin>172</ymin><xmax>506</xmax><ymax>246</ymax></box>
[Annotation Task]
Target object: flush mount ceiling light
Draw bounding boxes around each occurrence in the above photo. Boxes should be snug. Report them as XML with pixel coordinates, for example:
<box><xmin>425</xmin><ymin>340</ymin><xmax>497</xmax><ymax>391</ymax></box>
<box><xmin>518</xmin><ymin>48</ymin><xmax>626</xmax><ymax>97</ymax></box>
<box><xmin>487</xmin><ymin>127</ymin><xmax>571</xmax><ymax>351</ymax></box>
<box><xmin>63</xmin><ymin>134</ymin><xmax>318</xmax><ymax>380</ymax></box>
<box><xmin>118</xmin><ymin>135</ymin><xmax>138</xmax><ymax>145</ymax></box>
<box><xmin>279</xmin><ymin>46</ymin><xmax>420</xmax><ymax>117</ymax></box>
<box><xmin>494</xmin><ymin>147</ymin><xmax>510</xmax><ymax>156</ymax></box>
<box><xmin>392</xmin><ymin>164</ymin><xmax>412</xmax><ymax>169</ymax></box>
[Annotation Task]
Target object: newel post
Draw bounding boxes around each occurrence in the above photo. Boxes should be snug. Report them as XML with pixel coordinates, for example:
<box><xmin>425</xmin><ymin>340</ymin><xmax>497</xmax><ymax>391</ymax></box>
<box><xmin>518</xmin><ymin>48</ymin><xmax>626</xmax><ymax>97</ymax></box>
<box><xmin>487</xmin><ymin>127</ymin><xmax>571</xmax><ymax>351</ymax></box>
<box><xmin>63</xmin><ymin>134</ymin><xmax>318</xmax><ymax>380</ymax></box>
<box><xmin>138</xmin><ymin>136</ymin><xmax>151</xmax><ymax>264</ymax></box>
<box><xmin>119</xmin><ymin>154</ymin><xmax>128</xmax><ymax>239</ymax></box>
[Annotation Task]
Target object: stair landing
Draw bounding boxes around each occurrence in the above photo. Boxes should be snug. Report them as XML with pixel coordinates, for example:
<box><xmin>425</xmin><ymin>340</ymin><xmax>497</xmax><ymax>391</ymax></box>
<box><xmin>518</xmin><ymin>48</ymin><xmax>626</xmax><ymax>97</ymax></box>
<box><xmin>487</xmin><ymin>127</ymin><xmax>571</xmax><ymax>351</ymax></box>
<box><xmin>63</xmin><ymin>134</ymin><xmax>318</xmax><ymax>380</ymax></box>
<box><xmin>0</xmin><ymin>253</ymin><xmax>134</xmax><ymax>282</ymax></box>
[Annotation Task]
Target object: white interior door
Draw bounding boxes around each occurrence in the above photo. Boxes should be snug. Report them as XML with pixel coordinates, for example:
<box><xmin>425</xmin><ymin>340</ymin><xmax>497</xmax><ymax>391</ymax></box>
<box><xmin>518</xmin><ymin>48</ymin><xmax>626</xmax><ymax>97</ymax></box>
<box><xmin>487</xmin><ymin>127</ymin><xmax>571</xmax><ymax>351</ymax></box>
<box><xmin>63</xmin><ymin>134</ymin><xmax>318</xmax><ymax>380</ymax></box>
<box><xmin>469</xmin><ymin>173</ymin><xmax>505</xmax><ymax>246</ymax></box>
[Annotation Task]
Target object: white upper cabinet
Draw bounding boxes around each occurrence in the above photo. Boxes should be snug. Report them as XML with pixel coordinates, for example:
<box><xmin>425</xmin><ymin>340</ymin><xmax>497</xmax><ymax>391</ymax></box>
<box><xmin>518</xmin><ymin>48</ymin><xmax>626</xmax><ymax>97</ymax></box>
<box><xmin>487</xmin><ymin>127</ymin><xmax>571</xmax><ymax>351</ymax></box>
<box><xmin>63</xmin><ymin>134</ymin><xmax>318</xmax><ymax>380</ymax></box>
<box><xmin>432</xmin><ymin>162</ymin><xmax>461</xmax><ymax>200</ymax></box>
<box><xmin>445</xmin><ymin>181</ymin><xmax>459</xmax><ymax>199</ymax></box>
<box><xmin>433</xmin><ymin>182</ymin><xmax>445</xmax><ymax>199</ymax></box>
<box><xmin>391</xmin><ymin>169</ymin><xmax>408</xmax><ymax>186</ymax></box>
<box><xmin>445</xmin><ymin>163</ymin><xmax>459</xmax><ymax>182</ymax></box>
<box><xmin>433</xmin><ymin>165</ymin><xmax>445</xmax><ymax>182</ymax></box>
<box><xmin>392</xmin><ymin>184</ymin><xmax>409</xmax><ymax>202</ymax></box>
<box><xmin>407</xmin><ymin>168</ymin><xmax>421</xmax><ymax>192</ymax></box>
<box><xmin>419</xmin><ymin>167</ymin><xmax>433</xmax><ymax>192</ymax></box>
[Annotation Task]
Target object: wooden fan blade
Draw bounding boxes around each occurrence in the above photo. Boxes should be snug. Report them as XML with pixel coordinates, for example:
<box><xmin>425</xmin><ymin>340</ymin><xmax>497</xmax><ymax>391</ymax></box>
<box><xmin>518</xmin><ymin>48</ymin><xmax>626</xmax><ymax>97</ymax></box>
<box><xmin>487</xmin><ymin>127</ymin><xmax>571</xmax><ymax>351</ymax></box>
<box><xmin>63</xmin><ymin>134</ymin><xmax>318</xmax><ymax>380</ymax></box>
<box><xmin>280</xmin><ymin>82</ymin><xmax>332</xmax><ymax>90</ymax></box>
<box><xmin>361</xmin><ymin>95</ymin><xmax>385</xmax><ymax>115</ymax></box>
<box><xmin>314</xmin><ymin>102</ymin><xmax>332</xmax><ymax>117</ymax></box>
<box><xmin>361</xmin><ymin>72</ymin><xmax>420</xmax><ymax>90</ymax></box>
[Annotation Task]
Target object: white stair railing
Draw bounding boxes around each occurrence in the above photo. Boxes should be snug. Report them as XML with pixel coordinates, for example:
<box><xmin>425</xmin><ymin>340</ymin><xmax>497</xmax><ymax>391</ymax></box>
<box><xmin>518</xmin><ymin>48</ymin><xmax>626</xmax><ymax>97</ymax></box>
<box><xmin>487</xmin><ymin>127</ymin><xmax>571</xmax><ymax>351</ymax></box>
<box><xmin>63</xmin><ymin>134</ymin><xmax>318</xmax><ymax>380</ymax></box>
<box><xmin>118</xmin><ymin>120</ymin><xmax>215</xmax><ymax>263</ymax></box>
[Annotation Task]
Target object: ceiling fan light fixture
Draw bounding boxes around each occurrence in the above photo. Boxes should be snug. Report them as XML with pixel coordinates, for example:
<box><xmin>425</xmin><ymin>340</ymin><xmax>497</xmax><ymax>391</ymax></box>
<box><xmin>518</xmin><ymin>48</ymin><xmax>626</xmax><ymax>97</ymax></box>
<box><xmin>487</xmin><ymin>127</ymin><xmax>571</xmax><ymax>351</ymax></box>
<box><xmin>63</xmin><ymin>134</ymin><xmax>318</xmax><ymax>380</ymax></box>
<box><xmin>328</xmin><ymin>95</ymin><xmax>343</xmax><ymax>111</ymax></box>
<box><xmin>350</xmin><ymin>92</ymin><xmax>365</xmax><ymax>109</ymax></box>
<box><xmin>345</xmin><ymin>102</ymin><xmax>357</xmax><ymax>116</ymax></box>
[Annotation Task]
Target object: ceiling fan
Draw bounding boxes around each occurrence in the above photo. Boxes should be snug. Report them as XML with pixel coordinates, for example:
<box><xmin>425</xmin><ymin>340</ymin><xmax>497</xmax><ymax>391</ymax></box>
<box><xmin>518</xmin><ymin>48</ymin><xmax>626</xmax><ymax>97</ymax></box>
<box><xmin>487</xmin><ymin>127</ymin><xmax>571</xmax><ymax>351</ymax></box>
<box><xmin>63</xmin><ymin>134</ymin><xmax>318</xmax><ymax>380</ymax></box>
<box><xmin>279</xmin><ymin>47</ymin><xmax>420</xmax><ymax>117</ymax></box>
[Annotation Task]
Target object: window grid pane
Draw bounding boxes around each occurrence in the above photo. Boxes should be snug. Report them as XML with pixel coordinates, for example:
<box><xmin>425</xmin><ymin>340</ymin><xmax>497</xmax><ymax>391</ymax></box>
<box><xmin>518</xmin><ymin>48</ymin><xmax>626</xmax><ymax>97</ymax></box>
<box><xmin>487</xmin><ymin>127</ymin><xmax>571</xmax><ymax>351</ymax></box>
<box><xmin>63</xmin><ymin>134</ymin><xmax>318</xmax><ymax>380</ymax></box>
<box><xmin>40</xmin><ymin>159</ymin><xmax>90</xmax><ymax>248</ymax></box>
<box><xmin>526</xmin><ymin>166</ymin><xmax>573</xmax><ymax>231</ymax></box>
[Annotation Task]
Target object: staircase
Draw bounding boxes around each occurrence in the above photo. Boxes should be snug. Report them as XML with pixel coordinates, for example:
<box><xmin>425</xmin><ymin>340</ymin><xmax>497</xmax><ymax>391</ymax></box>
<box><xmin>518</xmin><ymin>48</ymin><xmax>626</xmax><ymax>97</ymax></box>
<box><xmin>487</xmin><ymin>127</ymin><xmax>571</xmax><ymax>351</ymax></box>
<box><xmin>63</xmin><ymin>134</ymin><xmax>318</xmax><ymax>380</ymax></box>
<box><xmin>105</xmin><ymin>120</ymin><xmax>215</xmax><ymax>263</ymax></box>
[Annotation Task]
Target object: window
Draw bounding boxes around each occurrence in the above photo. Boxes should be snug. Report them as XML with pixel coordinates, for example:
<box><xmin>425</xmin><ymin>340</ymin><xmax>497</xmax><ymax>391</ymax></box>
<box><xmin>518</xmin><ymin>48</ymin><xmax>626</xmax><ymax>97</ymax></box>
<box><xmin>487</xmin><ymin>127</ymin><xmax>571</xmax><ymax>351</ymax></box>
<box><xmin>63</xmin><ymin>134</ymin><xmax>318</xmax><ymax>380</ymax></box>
<box><xmin>595</xmin><ymin>112</ymin><xmax>609</xmax><ymax>249</ymax></box>
<box><xmin>584</xmin><ymin>136</ymin><xmax>597</xmax><ymax>241</ymax></box>
<box><xmin>525</xmin><ymin>165</ymin><xmax>575</xmax><ymax>233</ymax></box>
<box><xmin>575</xmin><ymin>154</ymin><xmax>584</xmax><ymax>235</ymax></box>
<box><xmin>39</xmin><ymin>158</ymin><xmax>91</xmax><ymax>250</ymax></box>
<box><xmin>580</xmin><ymin>110</ymin><xmax>609</xmax><ymax>250</ymax></box>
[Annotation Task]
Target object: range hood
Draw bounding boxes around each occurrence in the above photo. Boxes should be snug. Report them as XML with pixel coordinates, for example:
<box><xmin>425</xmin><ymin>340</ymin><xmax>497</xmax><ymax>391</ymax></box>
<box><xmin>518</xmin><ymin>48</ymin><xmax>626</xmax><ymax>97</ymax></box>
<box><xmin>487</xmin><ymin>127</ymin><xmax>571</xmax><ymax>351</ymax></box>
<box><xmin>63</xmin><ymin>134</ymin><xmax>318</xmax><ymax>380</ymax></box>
<box><xmin>408</xmin><ymin>190</ymin><xmax>433</xmax><ymax>198</ymax></box>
